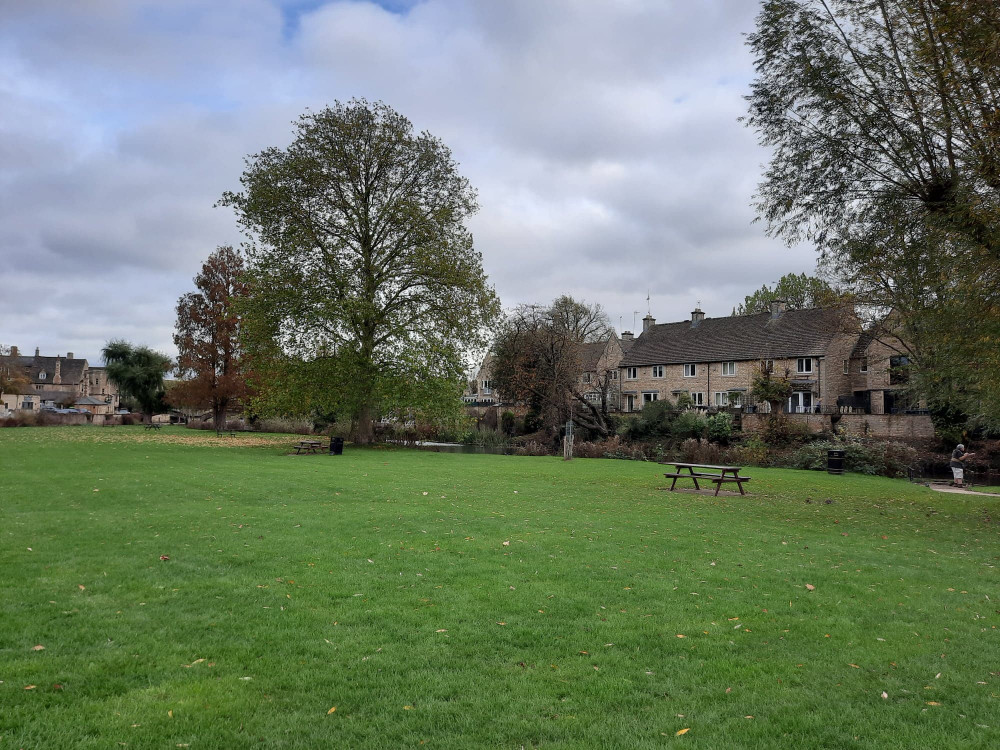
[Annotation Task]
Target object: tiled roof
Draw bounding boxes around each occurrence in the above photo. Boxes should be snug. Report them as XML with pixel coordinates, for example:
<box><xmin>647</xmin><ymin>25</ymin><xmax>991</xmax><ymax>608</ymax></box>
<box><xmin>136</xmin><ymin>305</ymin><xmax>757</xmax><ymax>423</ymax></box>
<box><xmin>579</xmin><ymin>341</ymin><xmax>606</xmax><ymax>372</ymax></box>
<box><xmin>621</xmin><ymin>307</ymin><xmax>851</xmax><ymax>367</ymax></box>
<box><xmin>75</xmin><ymin>396</ymin><xmax>108</xmax><ymax>405</ymax></box>
<box><xmin>850</xmin><ymin>331</ymin><xmax>876</xmax><ymax>359</ymax></box>
<box><xmin>14</xmin><ymin>356</ymin><xmax>89</xmax><ymax>385</ymax></box>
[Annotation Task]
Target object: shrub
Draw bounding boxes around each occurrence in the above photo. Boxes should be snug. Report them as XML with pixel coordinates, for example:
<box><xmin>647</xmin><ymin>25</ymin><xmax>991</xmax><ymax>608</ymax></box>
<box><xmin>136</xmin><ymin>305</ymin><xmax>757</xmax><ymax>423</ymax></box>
<box><xmin>671</xmin><ymin>411</ymin><xmax>707</xmax><ymax>441</ymax></box>
<box><xmin>252</xmin><ymin>417</ymin><xmax>314</xmax><ymax>435</ymax></box>
<box><xmin>501</xmin><ymin>411</ymin><xmax>516</xmax><ymax>436</ymax></box>
<box><xmin>679</xmin><ymin>438</ymin><xmax>722</xmax><ymax>464</ymax></box>
<box><xmin>706</xmin><ymin>412</ymin><xmax>733</xmax><ymax>444</ymax></box>
<box><xmin>514</xmin><ymin>440</ymin><xmax>550</xmax><ymax>456</ymax></box>
<box><xmin>728</xmin><ymin>435</ymin><xmax>770</xmax><ymax>466</ymax></box>
<box><xmin>788</xmin><ymin>438</ymin><xmax>917</xmax><ymax>478</ymax></box>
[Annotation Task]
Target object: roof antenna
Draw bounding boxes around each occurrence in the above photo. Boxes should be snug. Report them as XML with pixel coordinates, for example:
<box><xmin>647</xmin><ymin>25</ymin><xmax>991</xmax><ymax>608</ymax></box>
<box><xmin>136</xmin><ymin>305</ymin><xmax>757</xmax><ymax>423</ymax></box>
<box><xmin>646</xmin><ymin>290</ymin><xmax>651</xmax><ymax>315</ymax></box>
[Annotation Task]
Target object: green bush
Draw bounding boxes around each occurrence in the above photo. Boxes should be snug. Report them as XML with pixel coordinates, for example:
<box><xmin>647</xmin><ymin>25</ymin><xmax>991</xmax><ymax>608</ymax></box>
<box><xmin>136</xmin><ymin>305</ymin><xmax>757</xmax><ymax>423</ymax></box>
<box><xmin>671</xmin><ymin>411</ymin><xmax>707</xmax><ymax>441</ymax></box>
<box><xmin>788</xmin><ymin>439</ymin><xmax>917</xmax><ymax>478</ymax></box>
<box><xmin>707</xmin><ymin>412</ymin><xmax>733</xmax><ymax>444</ymax></box>
<box><xmin>500</xmin><ymin>411</ymin><xmax>516</xmax><ymax>436</ymax></box>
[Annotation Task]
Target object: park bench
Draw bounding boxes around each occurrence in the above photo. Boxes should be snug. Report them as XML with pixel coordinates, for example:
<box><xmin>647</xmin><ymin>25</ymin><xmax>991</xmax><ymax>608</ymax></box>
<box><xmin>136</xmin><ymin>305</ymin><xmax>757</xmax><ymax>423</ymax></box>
<box><xmin>144</xmin><ymin>423</ymin><xmax>162</xmax><ymax>431</ymax></box>
<box><xmin>661</xmin><ymin>462</ymin><xmax>752</xmax><ymax>496</ymax></box>
<box><xmin>293</xmin><ymin>440</ymin><xmax>325</xmax><ymax>455</ymax></box>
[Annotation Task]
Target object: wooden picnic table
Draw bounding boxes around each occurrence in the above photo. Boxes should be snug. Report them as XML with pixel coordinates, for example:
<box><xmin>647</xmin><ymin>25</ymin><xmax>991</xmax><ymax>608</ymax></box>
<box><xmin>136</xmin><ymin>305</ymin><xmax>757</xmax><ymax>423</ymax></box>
<box><xmin>293</xmin><ymin>440</ymin><xmax>325</xmax><ymax>455</ymax></box>
<box><xmin>660</xmin><ymin>462</ymin><xmax>751</xmax><ymax>496</ymax></box>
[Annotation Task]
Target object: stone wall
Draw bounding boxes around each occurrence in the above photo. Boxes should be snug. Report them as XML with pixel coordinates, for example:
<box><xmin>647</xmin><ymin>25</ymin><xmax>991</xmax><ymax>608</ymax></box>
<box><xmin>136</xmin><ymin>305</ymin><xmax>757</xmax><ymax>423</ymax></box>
<box><xmin>837</xmin><ymin>413</ymin><xmax>935</xmax><ymax>440</ymax></box>
<box><xmin>741</xmin><ymin>412</ymin><xmax>934</xmax><ymax>440</ymax></box>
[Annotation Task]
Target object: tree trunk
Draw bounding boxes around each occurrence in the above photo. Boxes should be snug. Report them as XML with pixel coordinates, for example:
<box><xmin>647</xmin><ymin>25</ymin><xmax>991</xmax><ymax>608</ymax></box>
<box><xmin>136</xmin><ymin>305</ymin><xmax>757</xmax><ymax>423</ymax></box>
<box><xmin>213</xmin><ymin>399</ymin><xmax>228</xmax><ymax>434</ymax></box>
<box><xmin>353</xmin><ymin>402</ymin><xmax>375</xmax><ymax>444</ymax></box>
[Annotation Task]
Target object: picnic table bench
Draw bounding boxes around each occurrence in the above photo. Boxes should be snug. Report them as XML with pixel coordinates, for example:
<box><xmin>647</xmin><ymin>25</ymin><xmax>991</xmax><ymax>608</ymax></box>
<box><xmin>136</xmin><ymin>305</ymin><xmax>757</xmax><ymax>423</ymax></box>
<box><xmin>293</xmin><ymin>440</ymin><xmax>325</xmax><ymax>455</ymax></box>
<box><xmin>144</xmin><ymin>423</ymin><xmax>162</xmax><ymax>431</ymax></box>
<box><xmin>660</xmin><ymin>462</ymin><xmax>751</xmax><ymax>496</ymax></box>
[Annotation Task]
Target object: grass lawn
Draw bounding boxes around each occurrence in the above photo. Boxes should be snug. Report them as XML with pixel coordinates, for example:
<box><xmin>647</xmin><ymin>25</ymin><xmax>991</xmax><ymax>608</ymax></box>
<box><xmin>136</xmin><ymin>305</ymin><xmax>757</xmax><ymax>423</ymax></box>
<box><xmin>1</xmin><ymin>426</ymin><xmax>998</xmax><ymax>749</ymax></box>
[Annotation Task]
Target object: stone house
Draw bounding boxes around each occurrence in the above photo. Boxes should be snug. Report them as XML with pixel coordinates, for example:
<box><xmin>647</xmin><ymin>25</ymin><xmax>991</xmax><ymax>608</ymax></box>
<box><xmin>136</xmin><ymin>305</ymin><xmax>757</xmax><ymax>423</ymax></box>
<box><xmin>577</xmin><ymin>334</ymin><xmax>630</xmax><ymax>411</ymax></box>
<box><xmin>1</xmin><ymin>346</ymin><xmax>120</xmax><ymax>413</ymax></box>
<box><xmin>619</xmin><ymin>303</ymin><xmax>859</xmax><ymax>414</ymax></box>
<box><xmin>844</xmin><ymin>330</ymin><xmax>920</xmax><ymax>414</ymax></box>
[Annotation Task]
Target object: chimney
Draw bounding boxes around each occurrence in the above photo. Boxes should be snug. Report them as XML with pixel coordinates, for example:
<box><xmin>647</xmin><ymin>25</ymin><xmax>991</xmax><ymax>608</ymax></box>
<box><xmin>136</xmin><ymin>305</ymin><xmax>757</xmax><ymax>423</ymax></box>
<box><xmin>770</xmin><ymin>299</ymin><xmax>787</xmax><ymax>319</ymax></box>
<box><xmin>621</xmin><ymin>331</ymin><xmax>634</xmax><ymax>342</ymax></box>
<box><xmin>54</xmin><ymin>358</ymin><xmax>62</xmax><ymax>384</ymax></box>
<box><xmin>67</xmin><ymin>352</ymin><xmax>74</xmax><ymax>359</ymax></box>
<box><xmin>691</xmin><ymin>307</ymin><xmax>705</xmax><ymax>327</ymax></box>
<box><xmin>642</xmin><ymin>314</ymin><xmax>656</xmax><ymax>333</ymax></box>
<box><xmin>35</xmin><ymin>347</ymin><xmax>40</xmax><ymax>357</ymax></box>
<box><xmin>10</xmin><ymin>346</ymin><xmax>17</xmax><ymax>357</ymax></box>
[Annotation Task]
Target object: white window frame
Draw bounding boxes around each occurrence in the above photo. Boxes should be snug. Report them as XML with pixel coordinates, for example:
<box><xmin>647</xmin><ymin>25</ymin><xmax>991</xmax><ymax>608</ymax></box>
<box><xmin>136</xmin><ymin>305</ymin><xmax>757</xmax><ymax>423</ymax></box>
<box><xmin>623</xmin><ymin>394</ymin><xmax>635</xmax><ymax>412</ymax></box>
<box><xmin>642</xmin><ymin>392</ymin><xmax>659</xmax><ymax>404</ymax></box>
<box><xmin>610</xmin><ymin>370</ymin><xmax>618</xmax><ymax>380</ymax></box>
<box><xmin>625</xmin><ymin>367</ymin><xmax>637</xmax><ymax>380</ymax></box>
<box><xmin>651</xmin><ymin>365</ymin><xmax>664</xmax><ymax>378</ymax></box>
<box><xmin>581</xmin><ymin>372</ymin><xmax>592</xmax><ymax>384</ymax></box>
<box><xmin>714</xmin><ymin>391</ymin><xmax>728</xmax><ymax>407</ymax></box>
<box><xmin>690</xmin><ymin>392</ymin><xmax>705</xmax><ymax>406</ymax></box>
<box><xmin>721</xmin><ymin>361</ymin><xmax>736</xmax><ymax>376</ymax></box>
<box><xmin>683</xmin><ymin>363</ymin><xmax>696</xmax><ymax>378</ymax></box>
<box><xmin>797</xmin><ymin>358</ymin><xmax>813</xmax><ymax>374</ymax></box>
<box><xmin>729</xmin><ymin>392</ymin><xmax>742</xmax><ymax>407</ymax></box>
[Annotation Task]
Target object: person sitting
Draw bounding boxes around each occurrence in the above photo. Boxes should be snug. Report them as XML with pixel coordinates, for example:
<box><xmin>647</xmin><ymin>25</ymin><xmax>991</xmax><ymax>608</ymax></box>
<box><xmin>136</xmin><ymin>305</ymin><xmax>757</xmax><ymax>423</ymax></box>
<box><xmin>950</xmin><ymin>443</ymin><xmax>975</xmax><ymax>488</ymax></box>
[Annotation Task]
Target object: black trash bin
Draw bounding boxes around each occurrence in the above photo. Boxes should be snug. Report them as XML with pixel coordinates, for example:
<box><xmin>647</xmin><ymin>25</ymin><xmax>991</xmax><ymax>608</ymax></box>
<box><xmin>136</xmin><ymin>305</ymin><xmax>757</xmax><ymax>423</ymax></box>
<box><xmin>827</xmin><ymin>449</ymin><xmax>845</xmax><ymax>475</ymax></box>
<box><xmin>329</xmin><ymin>437</ymin><xmax>344</xmax><ymax>456</ymax></box>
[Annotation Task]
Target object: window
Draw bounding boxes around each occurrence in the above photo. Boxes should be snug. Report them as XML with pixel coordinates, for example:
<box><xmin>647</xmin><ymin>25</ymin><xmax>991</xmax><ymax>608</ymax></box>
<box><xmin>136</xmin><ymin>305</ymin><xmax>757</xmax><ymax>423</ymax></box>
<box><xmin>714</xmin><ymin>391</ymin><xmax>729</xmax><ymax>407</ymax></box>
<box><xmin>584</xmin><ymin>392</ymin><xmax>600</xmax><ymax>402</ymax></box>
<box><xmin>683</xmin><ymin>363</ymin><xmax>696</xmax><ymax>377</ymax></box>
<box><xmin>626</xmin><ymin>367</ymin><xmax>637</xmax><ymax>380</ymax></box>
<box><xmin>582</xmin><ymin>372</ymin><xmax>592</xmax><ymax>384</ymax></box>
<box><xmin>651</xmin><ymin>365</ymin><xmax>664</xmax><ymax>378</ymax></box>
<box><xmin>481</xmin><ymin>380</ymin><xmax>494</xmax><ymax>395</ymax></box>
<box><xmin>721</xmin><ymin>361</ymin><xmax>736</xmax><ymax>376</ymax></box>
<box><xmin>610</xmin><ymin>370</ymin><xmax>618</xmax><ymax>380</ymax></box>
<box><xmin>763</xmin><ymin>359</ymin><xmax>774</xmax><ymax>372</ymax></box>
<box><xmin>38</xmin><ymin>370</ymin><xmax>47</xmax><ymax>380</ymax></box>
<box><xmin>860</xmin><ymin>358</ymin><xmax>869</xmax><ymax>373</ymax></box>
<box><xmin>889</xmin><ymin>355</ymin><xmax>910</xmax><ymax>385</ymax></box>
<box><xmin>797</xmin><ymin>358</ymin><xmax>813</xmax><ymax>374</ymax></box>
<box><xmin>691</xmin><ymin>392</ymin><xmax>705</xmax><ymax>406</ymax></box>
<box><xmin>789</xmin><ymin>391</ymin><xmax>813</xmax><ymax>413</ymax></box>
<box><xmin>624</xmin><ymin>394</ymin><xmax>635</xmax><ymax>412</ymax></box>
<box><xmin>642</xmin><ymin>392</ymin><xmax>659</xmax><ymax>404</ymax></box>
<box><xmin>843</xmin><ymin>359</ymin><xmax>849</xmax><ymax>374</ymax></box>
<box><xmin>729</xmin><ymin>392</ymin><xmax>742</xmax><ymax>407</ymax></box>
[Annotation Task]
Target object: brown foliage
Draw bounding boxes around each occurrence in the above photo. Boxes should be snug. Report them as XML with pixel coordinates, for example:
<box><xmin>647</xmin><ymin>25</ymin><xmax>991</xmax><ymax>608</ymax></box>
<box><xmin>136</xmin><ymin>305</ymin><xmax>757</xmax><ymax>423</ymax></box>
<box><xmin>171</xmin><ymin>246</ymin><xmax>249</xmax><ymax>431</ymax></box>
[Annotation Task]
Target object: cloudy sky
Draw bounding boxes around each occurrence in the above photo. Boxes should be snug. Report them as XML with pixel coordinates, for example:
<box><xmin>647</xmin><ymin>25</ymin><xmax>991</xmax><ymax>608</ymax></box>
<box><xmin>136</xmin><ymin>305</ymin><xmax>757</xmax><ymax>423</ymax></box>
<box><xmin>1</xmin><ymin>0</ymin><xmax>816</xmax><ymax>363</ymax></box>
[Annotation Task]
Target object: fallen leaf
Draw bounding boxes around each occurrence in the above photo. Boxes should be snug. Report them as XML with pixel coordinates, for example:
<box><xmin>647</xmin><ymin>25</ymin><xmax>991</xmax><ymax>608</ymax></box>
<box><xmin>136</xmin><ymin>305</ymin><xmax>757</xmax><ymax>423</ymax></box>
<box><xmin>160</xmin><ymin>555</ymin><xmax>170</xmax><ymax>561</ymax></box>
<box><xmin>927</xmin><ymin>701</ymin><xmax>941</xmax><ymax>706</ymax></box>
<box><xmin>881</xmin><ymin>692</ymin><xmax>888</xmax><ymax>699</ymax></box>
<box><xmin>78</xmin><ymin>585</ymin><xmax>86</xmax><ymax>590</ymax></box>
<box><xmin>676</xmin><ymin>634</ymin><xmax>686</xmax><ymax>638</ymax></box>
<box><xmin>24</xmin><ymin>685</ymin><xmax>36</xmax><ymax>690</ymax></box>
<box><xmin>849</xmin><ymin>663</ymin><xmax>860</xmax><ymax>669</ymax></box>
<box><xmin>168</xmin><ymin>710</ymin><xmax>173</xmax><ymax>718</ymax></box>
<box><xmin>436</xmin><ymin>629</ymin><xmax>448</xmax><ymax>633</ymax></box>
<box><xmin>725</xmin><ymin>687</ymin><xmax>732</xmax><ymax>694</ymax></box>
<box><xmin>404</xmin><ymin>705</ymin><xmax>413</xmax><ymax>710</ymax></box>
<box><xmin>676</xmin><ymin>728</ymin><xmax>690</xmax><ymax>736</ymax></box>
<box><xmin>32</xmin><ymin>644</ymin><xmax>45</xmax><ymax>651</ymax></box>
<box><xmin>502</xmin><ymin>541</ymin><xmax>510</xmax><ymax>546</ymax></box>
<box><xmin>805</xmin><ymin>584</ymin><xmax>816</xmax><ymax>591</ymax></box>
<box><xmin>327</xmin><ymin>707</ymin><xmax>337</xmax><ymax>714</ymax></box>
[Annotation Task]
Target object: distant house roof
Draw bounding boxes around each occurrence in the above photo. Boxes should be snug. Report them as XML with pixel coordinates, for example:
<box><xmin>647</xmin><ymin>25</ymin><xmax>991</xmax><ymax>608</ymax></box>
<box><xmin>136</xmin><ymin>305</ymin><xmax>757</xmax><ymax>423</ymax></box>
<box><xmin>621</xmin><ymin>307</ymin><xmax>851</xmax><ymax>367</ymax></box>
<box><xmin>75</xmin><ymin>396</ymin><xmax>107</xmax><ymax>405</ymax></box>
<box><xmin>14</xmin><ymin>355</ymin><xmax>89</xmax><ymax>385</ymax></box>
<box><xmin>850</xmin><ymin>330</ymin><xmax>876</xmax><ymax>359</ymax></box>
<box><xmin>579</xmin><ymin>341</ymin><xmax>607</xmax><ymax>372</ymax></box>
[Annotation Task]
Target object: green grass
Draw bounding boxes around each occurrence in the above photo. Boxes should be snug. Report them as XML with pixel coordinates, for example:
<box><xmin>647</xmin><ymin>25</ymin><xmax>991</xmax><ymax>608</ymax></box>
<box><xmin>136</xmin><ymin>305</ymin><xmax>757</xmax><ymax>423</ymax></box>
<box><xmin>1</xmin><ymin>426</ymin><xmax>998</xmax><ymax>749</ymax></box>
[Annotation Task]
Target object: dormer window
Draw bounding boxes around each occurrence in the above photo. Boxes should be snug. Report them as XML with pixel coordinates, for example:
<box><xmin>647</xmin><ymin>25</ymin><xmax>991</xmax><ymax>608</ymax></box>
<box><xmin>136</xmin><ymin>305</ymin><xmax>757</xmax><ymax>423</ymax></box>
<box><xmin>38</xmin><ymin>370</ymin><xmax>47</xmax><ymax>380</ymax></box>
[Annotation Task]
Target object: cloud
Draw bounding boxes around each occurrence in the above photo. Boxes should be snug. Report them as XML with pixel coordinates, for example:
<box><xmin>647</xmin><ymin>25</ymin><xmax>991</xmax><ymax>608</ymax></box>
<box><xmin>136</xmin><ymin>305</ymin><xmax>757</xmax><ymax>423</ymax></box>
<box><xmin>0</xmin><ymin>0</ymin><xmax>816</xmax><ymax>362</ymax></box>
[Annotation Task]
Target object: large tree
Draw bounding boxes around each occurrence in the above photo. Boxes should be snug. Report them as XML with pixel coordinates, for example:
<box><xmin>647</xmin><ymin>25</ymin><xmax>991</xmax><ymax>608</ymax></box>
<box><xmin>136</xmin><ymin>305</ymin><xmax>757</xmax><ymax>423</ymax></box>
<box><xmin>734</xmin><ymin>272</ymin><xmax>838</xmax><ymax>315</ymax></box>
<box><xmin>492</xmin><ymin>296</ymin><xmax>616</xmax><ymax>439</ymax></box>
<box><xmin>745</xmin><ymin>0</ymin><xmax>1000</xmax><ymax>429</ymax></box>
<box><xmin>102</xmin><ymin>341</ymin><xmax>171</xmax><ymax>423</ymax></box>
<box><xmin>221</xmin><ymin>100</ymin><xmax>499</xmax><ymax>443</ymax></box>
<box><xmin>171</xmin><ymin>246</ymin><xmax>249</xmax><ymax>432</ymax></box>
